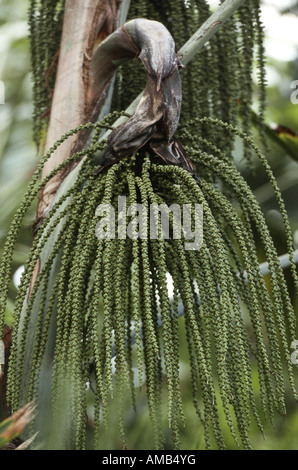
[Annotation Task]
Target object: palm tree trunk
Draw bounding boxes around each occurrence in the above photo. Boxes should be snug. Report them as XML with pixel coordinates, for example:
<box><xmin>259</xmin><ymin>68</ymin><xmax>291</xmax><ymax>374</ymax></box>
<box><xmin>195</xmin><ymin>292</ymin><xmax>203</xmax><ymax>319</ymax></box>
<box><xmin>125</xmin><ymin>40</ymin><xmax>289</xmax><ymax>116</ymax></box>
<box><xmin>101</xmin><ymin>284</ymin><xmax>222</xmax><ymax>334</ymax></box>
<box><xmin>35</xmin><ymin>0</ymin><xmax>122</xmax><ymax>227</ymax></box>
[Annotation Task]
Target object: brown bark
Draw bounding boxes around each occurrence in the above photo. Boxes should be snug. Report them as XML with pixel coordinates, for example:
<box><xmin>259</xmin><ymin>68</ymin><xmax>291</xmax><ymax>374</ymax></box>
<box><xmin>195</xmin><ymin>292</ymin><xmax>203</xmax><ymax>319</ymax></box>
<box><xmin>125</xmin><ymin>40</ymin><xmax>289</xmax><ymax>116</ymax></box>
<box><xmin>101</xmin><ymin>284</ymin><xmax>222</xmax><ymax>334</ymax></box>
<box><xmin>35</xmin><ymin>0</ymin><xmax>122</xmax><ymax>230</ymax></box>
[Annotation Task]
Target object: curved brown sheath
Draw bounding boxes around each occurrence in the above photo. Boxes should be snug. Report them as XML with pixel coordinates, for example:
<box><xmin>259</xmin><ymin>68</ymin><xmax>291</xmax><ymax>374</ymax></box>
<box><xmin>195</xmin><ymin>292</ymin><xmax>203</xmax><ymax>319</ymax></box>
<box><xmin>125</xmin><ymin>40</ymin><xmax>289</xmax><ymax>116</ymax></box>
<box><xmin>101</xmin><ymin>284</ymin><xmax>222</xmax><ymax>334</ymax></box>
<box><xmin>92</xmin><ymin>18</ymin><xmax>200</xmax><ymax>182</ymax></box>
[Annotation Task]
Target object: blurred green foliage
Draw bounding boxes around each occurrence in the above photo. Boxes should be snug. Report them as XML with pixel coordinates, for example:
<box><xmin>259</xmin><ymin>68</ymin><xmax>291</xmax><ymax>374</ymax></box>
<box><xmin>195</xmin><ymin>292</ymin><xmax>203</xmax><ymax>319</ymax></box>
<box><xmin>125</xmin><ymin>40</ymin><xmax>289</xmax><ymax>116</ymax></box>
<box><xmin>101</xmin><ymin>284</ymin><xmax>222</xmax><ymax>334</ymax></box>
<box><xmin>0</xmin><ymin>0</ymin><xmax>298</xmax><ymax>449</ymax></box>
<box><xmin>0</xmin><ymin>0</ymin><xmax>36</xmax><ymax>325</ymax></box>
